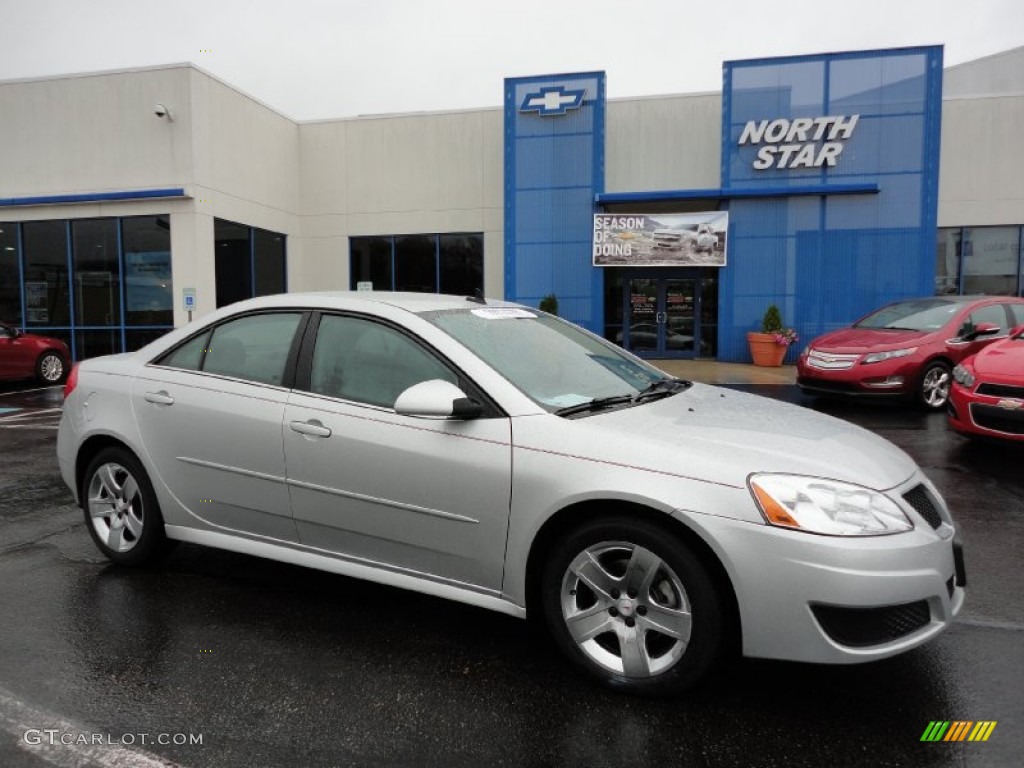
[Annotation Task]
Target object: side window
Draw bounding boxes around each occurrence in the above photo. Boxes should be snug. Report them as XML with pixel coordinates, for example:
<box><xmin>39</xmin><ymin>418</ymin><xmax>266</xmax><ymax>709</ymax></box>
<box><xmin>156</xmin><ymin>330</ymin><xmax>211</xmax><ymax>371</ymax></box>
<box><xmin>966</xmin><ymin>304</ymin><xmax>1009</xmax><ymax>335</ymax></box>
<box><xmin>309</xmin><ymin>315</ymin><xmax>457</xmax><ymax>407</ymax></box>
<box><xmin>1010</xmin><ymin>304</ymin><xmax>1024</xmax><ymax>328</ymax></box>
<box><xmin>203</xmin><ymin>313</ymin><xmax>302</xmax><ymax>385</ymax></box>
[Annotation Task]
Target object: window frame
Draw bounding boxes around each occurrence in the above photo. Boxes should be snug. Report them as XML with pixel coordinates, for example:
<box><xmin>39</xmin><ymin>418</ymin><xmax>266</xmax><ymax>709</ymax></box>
<box><xmin>150</xmin><ymin>309</ymin><xmax>311</xmax><ymax>391</ymax></box>
<box><xmin>293</xmin><ymin>310</ymin><xmax>505</xmax><ymax>418</ymax></box>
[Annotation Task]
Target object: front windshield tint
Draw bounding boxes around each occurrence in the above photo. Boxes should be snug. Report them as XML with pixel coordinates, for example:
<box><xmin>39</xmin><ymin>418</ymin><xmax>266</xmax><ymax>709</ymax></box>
<box><xmin>424</xmin><ymin>308</ymin><xmax>666</xmax><ymax>411</ymax></box>
<box><xmin>855</xmin><ymin>300</ymin><xmax>960</xmax><ymax>331</ymax></box>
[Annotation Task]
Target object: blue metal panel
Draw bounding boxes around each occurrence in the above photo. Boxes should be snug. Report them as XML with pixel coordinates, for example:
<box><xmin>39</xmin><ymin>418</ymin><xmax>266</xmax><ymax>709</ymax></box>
<box><xmin>16</xmin><ymin>223</ymin><xmax>26</xmax><ymax>329</ymax></box>
<box><xmin>505</xmin><ymin>72</ymin><xmax>605</xmax><ymax>330</ymax></box>
<box><xmin>596</xmin><ymin>183</ymin><xmax>878</xmax><ymax>205</ymax></box>
<box><xmin>718</xmin><ymin>47</ymin><xmax>943</xmax><ymax>362</ymax></box>
<box><xmin>0</xmin><ymin>188</ymin><xmax>187</xmax><ymax>207</ymax></box>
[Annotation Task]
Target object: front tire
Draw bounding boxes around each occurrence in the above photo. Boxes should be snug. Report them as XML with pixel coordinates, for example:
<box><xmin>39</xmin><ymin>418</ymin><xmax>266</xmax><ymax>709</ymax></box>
<box><xmin>919</xmin><ymin>361</ymin><xmax>951</xmax><ymax>410</ymax></box>
<box><xmin>36</xmin><ymin>350</ymin><xmax>66</xmax><ymax>384</ymax></box>
<box><xmin>541</xmin><ymin>515</ymin><xmax>724</xmax><ymax>695</ymax></box>
<box><xmin>82</xmin><ymin>447</ymin><xmax>172</xmax><ymax>566</ymax></box>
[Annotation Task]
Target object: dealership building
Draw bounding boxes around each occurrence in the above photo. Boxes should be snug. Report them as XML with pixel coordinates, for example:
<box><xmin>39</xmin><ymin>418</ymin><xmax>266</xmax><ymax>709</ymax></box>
<box><xmin>1</xmin><ymin>44</ymin><xmax>1022</xmax><ymax>362</ymax></box>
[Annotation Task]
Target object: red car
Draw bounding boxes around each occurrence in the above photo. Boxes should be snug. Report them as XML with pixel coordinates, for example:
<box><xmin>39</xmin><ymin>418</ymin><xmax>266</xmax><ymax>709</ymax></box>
<box><xmin>0</xmin><ymin>322</ymin><xmax>71</xmax><ymax>384</ymax></box>
<box><xmin>797</xmin><ymin>296</ymin><xmax>1024</xmax><ymax>410</ymax></box>
<box><xmin>949</xmin><ymin>325</ymin><xmax>1024</xmax><ymax>441</ymax></box>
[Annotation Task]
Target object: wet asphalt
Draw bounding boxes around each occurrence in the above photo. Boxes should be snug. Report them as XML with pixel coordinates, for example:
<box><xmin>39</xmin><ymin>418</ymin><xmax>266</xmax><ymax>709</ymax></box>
<box><xmin>0</xmin><ymin>380</ymin><xmax>1021</xmax><ymax>768</ymax></box>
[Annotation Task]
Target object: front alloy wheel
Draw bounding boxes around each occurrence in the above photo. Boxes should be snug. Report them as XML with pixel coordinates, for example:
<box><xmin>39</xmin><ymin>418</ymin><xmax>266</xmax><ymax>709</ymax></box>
<box><xmin>542</xmin><ymin>516</ymin><xmax>724</xmax><ymax>695</ymax></box>
<box><xmin>919</xmin><ymin>361</ymin><xmax>951</xmax><ymax>410</ymax></box>
<box><xmin>37</xmin><ymin>351</ymin><xmax>64</xmax><ymax>384</ymax></box>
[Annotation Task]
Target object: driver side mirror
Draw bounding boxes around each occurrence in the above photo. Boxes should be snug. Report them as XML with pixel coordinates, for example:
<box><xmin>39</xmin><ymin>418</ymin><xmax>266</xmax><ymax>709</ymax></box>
<box><xmin>394</xmin><ymin>379</ymin><xmax>483</xmax><ymax>420</ymax></box>
<box><xmin>959</xmin><ymin>322</ymin><xmax>1001</xmax><ymax>342</ymax></box>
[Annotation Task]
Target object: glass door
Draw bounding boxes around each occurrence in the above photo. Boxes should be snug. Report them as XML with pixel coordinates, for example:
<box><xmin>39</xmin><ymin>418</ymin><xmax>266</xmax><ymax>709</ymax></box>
<box><xmin>622</xmin><ymin>277</ymin><xmax>698</xmax><ymax>358</ymax></box>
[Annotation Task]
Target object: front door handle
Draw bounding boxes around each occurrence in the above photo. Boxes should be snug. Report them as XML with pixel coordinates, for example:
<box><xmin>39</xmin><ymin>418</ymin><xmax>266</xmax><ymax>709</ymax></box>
<box><xmin>289</xmin><ymin>419</ymin><xmax>332</xmax><ymax>438</ymax></box>
<box><xmin>144</xmin><ymin>390</ymin><xmax>174</xmax><ymax>405</ymax></box>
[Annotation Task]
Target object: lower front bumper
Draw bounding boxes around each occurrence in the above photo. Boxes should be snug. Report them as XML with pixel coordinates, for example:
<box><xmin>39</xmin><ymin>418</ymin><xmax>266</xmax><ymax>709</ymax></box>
<box><xmin>676</xmin><ymin>505</ymin><xmax>963</xmax><ymax>664</ymax></box>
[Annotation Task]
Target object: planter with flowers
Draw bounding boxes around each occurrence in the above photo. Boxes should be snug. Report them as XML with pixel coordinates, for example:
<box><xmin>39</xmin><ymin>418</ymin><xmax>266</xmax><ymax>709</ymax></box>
<box><xmin>747</xmin><ymin>305</ymin><xmax>798</xmax><ymax>367</ymax></box>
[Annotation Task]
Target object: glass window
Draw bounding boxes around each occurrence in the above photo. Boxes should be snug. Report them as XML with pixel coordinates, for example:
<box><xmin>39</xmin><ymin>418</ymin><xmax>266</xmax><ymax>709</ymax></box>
<box><xmin>72</xmin><ymin>219</ymin><xmax>120</xmax><ymax>326</ymax></box>
<box><xmin>0</xmin><ymin>225</ymin><xmax>19</xmax><ymax>324</ymax></box>
<box><xmin>960</xmin><ymin>304</ymin><xmax>1011</xmax><ymax>336</ymax></box>
<box><xmin>214</xmin><ymin>219</ymin><xmax>252</xmax><ymax>309</ymax></box>
<box><xmin>1010</xmin><ymin>304</ymin><xmax>1024</xmax><ymax>328</ymax></box>
<box><xmin>394</xmin><ymin>235</ymin><xmax>436</xmax><ymax>293</ymax></box>
<box><xmin>125</xmin><ymin>328</ymin><xmax>171</xmax><ymax>353</ymax></box>
<box><xmin>22</xmin><ymin>221</ymin><xmax>70</xmax><ymax>327</ymax></box>
<box><xmin>309</xmin><ymin>314</ymin><xmax>456</xmax><ymax>408</ymax></box>
<box><xmin>254</xmin><ymin>228</ymin><xmax>286</xmax><ymax>297</ymax></box>
<box><xmin>855</xmin><ymin>298</ymin><xmax>961</xmax><ymax>331</ymax></box>
<box><xmin>426</xmin><ymin>309</ymin><xmax>665</xmax><ymax>412</ymax></box>
<box><xmin>203</xmin><ymin>313</ymin><xmax>301</xmax><ymax>386</ymax></box>
<box><xmin>156</xmin><ymin>330</ymin><xmax>212</xmax><ymax>370</ymax></box>
<box><xmin>349</xmin><ymin>237</ymin><xmax>392</xmax><ymax>290</ymax></box>
<box><xmin>935</xmin><ymin>228</ymin><xmax>961</xmax><ymax>296</ymax></box>
<box><xmin>122</xmin><ymin>216</ymin><xmax>172</xmax><ymax>326</ymax></box>
<box><xmin>962</xmin><ymin>227</ymin><xmax>1020</xmax><ymax>296</ymax></box>
<box><xmin>74</xmin><ymin>329</ymin><xmax>121</xmax><ymax>360</ymax></box>
<box><xmin>439</xmin><ymin>235</ymin><xmax>483</xmax><ymax>296</ymax></box>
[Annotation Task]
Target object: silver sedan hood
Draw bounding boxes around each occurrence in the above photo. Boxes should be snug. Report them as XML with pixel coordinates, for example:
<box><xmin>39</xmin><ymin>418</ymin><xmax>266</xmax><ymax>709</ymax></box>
<box><xmin>554</xmin><ymin>383</ymin><xmax>917</xmax><ymax>491</ymax></box>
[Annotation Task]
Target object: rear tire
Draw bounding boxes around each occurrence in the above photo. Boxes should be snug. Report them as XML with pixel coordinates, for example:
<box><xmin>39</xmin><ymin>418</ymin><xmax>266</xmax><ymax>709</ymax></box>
<box><xmin>36</xmin><ymin>350</ymin><xmax>66</xmax><ymax>384</ymax></box>
<box><xmin>541</xmin><ymin>515</ymin><xmax>725</xmax><ymax>695</ymax></box>
<box><xmin>81</xmin><ymin>447</ymin><xmax>173</xmax><ymax>566</ymax></box>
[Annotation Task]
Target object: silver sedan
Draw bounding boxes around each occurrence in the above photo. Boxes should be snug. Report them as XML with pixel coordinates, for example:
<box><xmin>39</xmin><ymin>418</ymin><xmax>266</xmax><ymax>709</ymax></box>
<box><xmin>57</xmin><ymin>292</ymin><xmax>965</xmax><ymax>694</ymax></box>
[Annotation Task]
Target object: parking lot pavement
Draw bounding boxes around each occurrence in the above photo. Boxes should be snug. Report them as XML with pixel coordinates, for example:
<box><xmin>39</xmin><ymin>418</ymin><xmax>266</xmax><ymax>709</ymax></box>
<box><xmin>0</xmin><ymin>380</ymin><xmax>1021</xmax><ymax>768</ymax></box>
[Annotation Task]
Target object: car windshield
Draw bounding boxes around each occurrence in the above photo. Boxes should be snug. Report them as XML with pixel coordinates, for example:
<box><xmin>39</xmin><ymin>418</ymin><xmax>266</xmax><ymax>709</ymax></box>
<box><xmin>854</xmin><ymin>299</ymin><xmax>960</xmax><ymax>331</ymax></box>
<box><xmin>424</xmin><ymin>307</ymin><xmax>670</xmax><ymax>412</ymax></box>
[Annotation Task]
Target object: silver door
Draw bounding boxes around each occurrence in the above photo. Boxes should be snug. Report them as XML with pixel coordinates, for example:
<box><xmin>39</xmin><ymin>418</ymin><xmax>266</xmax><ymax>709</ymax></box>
<box><xmin>282</xmin><ymin>314</ymin><xmax>512</xmax><ymax>590</ymax></box>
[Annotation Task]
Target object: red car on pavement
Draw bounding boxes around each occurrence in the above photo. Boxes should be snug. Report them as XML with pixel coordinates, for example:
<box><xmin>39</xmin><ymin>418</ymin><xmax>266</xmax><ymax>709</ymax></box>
<box><xmin>0</xmin><ymin>322</ymin><xmax>70</xmax><ymax>384</ymax></box>
<box><xmin>797</xmin><ymin>296</ymin><xmax>1024</xmax><ymax>410</ymax></box>
<box><xmin>949</xmin><ymin>325</ymin><xmax>1024</xmax><ymax>441</ymax></box>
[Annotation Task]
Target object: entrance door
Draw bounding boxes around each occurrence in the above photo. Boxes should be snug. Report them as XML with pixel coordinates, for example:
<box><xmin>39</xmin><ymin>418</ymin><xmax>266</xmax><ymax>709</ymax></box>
<box><xmin>622</xmin><ymin>277</ymin><xmax>698</xmax><ymax>358</ymax></box>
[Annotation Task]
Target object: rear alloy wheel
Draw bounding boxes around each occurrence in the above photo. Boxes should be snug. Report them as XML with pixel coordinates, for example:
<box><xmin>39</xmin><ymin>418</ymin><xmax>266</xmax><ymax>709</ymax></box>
<box><xmin>542</xmin><ymin>516</ymin><xmax>724</xmax><ymax>695</ymax></box>
<box><xmin>919</xmin><ymin>361</ymin><xmax>952</xmax><ymax>410</ymax></box>
<box><xmin>36</xmin><ymin>351</ymin><xmax>65</xmax><ymax>384</ymax></box>
<box><xmin>82</xmin><ymin>447</ymin><xmax>172</xmax><ymax>566</ymax></box>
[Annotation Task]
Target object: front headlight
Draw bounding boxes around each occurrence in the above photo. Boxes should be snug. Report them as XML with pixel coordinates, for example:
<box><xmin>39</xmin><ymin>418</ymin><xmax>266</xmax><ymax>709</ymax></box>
<box><xmin>748</xmin><ymin>474</ymin><xmax>913</xmax><ymax>536</ymax></box>
<box><xmin>862</xmin><ymin>347</ymin><xmax>917</xmax><ymax>364</ymax></box>
<box><xmin>952</xmin><ymin>364</ymin><xmax>975</xmax><ymax>388</ymax></box>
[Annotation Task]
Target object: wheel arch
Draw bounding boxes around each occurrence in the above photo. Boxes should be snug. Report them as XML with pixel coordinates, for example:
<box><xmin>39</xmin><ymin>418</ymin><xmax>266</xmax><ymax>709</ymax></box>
<box><xmin>75</xmin><ymin>434</ymin><xmax>138</xmax><ymax>502</ymax></box>
<box><xmin>524</xmin><ymin>499</ymin><xmax>742</xmax><ymax>654</ymax></box>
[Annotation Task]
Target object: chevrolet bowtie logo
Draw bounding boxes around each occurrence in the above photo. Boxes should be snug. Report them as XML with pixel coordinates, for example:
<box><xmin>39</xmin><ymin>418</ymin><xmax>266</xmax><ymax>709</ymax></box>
<box><xmin>519</xmin><ymin>86</ymin><xmax>586</xmax><ymax>116</ymax></box>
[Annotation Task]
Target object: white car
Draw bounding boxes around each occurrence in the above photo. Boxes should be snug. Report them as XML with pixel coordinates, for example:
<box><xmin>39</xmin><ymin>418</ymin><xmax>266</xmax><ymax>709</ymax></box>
<box><xmin>57</xmin><ymin>292</ymin><xmax>965</xmax><ymax>694</ymax></box>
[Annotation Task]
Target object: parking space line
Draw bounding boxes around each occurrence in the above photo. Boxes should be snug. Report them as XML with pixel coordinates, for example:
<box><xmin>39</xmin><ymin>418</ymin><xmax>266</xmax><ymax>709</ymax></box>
<box><xmin>0</xmin><ymin>386</ymin><xmax>63</xmax><ymax>397</ymax></box>
<box><xmin>0</xmin><ymin>685</ymin><xmax>185</xmax><ymax>768</ymax></box>
<box><xmin>0</xmin><ymin>407</ymin><xmax>21</xmax><ymax>415</ymax></box>
<box><xmin>0</xmin><ymin>408</ymin><xmax>63</xmax><ymax>421</ymax></box>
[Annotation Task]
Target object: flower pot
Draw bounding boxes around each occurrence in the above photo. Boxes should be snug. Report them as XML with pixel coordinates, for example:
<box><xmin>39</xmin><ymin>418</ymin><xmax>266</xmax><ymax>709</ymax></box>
<box><xmin>747</xmin><ymin>332</ymin><xmax>787</xmax><ymax>367</ymax></box>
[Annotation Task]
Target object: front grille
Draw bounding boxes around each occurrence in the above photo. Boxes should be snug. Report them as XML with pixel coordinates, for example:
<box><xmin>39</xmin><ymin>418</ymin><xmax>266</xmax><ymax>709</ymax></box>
<box><xmin>807</xmin><ymin>350</ymin><xmax>859</xmax><ymax>370</ymax></box>
<box><xmin>970</xmin><ymin>403</ymin><xmax>1024</xmax><ymax>435</ymax></box>
<box><xmin>903</xmin><ymin>484</ymin><xmax>943</xmax><ymax>529</ymax></box>
<box><xmin>977</xmin><ymin>382</ymin><xmax>1024</xmax><ymax>399</ymax></box>
<box><xmin>812</xmin><ymin>601</ymin><xmax>931</xmax><ymax>648</ymax></box>
<box><xmin>798</xmin><ymin>378</ymin><xmax>862</xmax><ymax>394</ymax></box>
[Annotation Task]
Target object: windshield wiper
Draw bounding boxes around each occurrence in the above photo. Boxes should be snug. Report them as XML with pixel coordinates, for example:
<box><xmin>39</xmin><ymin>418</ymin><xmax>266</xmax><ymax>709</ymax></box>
<box><xmin>555</xmin><ymin>395</ymin><xmax>635</xmax><ymax>417</ymax></box>
<box><xmin>632</xmin><ymin>377</ymin><xmax>692</xmax><ymax>403</ymax></box>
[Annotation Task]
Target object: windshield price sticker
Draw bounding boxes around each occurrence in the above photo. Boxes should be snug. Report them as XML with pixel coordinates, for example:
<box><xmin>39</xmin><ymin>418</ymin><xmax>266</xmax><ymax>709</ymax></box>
<box><xmin>471</xmin><ymin>308</ymin><xmax>537</xmax><ymax>320</ymax></box>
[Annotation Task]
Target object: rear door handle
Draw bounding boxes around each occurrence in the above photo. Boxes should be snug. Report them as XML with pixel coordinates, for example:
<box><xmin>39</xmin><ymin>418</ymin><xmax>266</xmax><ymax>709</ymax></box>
<box><xmin>289</xmin><ymin>419</ymin><xmax>332</xmax><ymax>438</ymax></box>
<box><xmin>144</xmin><ymin>390</ymin><xmax>174</xmax><ymax>405</ymax></box>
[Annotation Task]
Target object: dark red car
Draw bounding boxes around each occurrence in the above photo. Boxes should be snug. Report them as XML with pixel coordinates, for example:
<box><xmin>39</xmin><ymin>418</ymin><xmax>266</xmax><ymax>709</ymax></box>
<box><xmin>0</xmin><ymin>322</ymin><xmax>70</xmax><ymax>384</ymax></box>
<box><xmin>949</xmin><ymin>325</ymin><xmax>1024</xmax><ymax>441</ymax></box>
<box><xmin>797</xmin><ymin>296</ymin><xmax>1024</xmax><ymax>410</ymax></box>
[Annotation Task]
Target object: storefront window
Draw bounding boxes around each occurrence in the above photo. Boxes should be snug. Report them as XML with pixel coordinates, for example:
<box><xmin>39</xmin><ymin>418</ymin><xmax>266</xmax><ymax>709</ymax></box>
<box><xmin>254</xmin><ymin>228</ymin><xmax>287</xmax><ymax>297</ymax></box>
<box><xmin>349</xmin><ymin>234</ymin><xmax>483</xmax><ymax>295</ymax></box>
<box><xmin>22</xmin><ymin>221</ymin><xmax>70</xmax><ymax>327</ymax></box>
<box><xmin>122</xmin><ymin>216</ymin><xmax>173</xmax><ymax>326</ymax></box>
<box><xmin>72</xmin><ymin>219</ymin><xmax>121</xmax><ymax>326</ymax></box>
<box><xmin>214</xmin><ymin>219</ymin><xmax>287</xmax><ymax>307</ymax></box>
<box><xmin>395</xmin><ymin>235</ymin><xmax>436</xmax><ymax>292</ymax></box>
<box><xmin>0</xmin><ymin>226</ymin><xmax>19</xmax><ymax>323</ymax></box>
<box><xmin>962</xmin><ymin>227</ymin><xmax>1020</xmax><ymax>296</ymax></box>
<box><xmin>935</xmin><ymin>228</ymin><xmax>961</xmax><ymax>295</ymax></box>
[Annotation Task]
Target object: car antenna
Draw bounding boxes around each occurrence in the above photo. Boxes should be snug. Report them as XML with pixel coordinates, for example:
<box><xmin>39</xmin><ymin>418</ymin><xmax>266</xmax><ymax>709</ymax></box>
<box><xmin>466</xmin><ymin>289</ymin><xmax>486</xmax><ymax>305</ymax></box>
